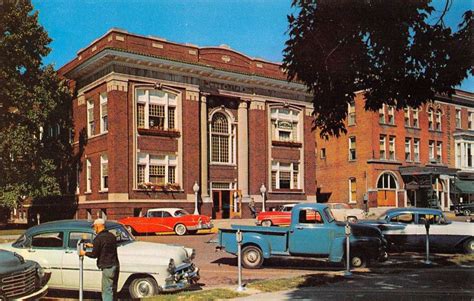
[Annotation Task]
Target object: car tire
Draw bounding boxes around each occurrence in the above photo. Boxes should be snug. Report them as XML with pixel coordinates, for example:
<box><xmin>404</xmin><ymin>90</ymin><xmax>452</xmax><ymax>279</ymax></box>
<box><xmin>174</xmin><ymin>223</ymin><xmax>187</xmax><ymax>236</ymax></box>
<box><xmin>463</xmin><ymin>209</ymin><xmax>471</xmax><ymax>216</ymax></box>
<box><xmin>261</xmin><ymin>220</ymin><xmax>272</xmax><ymax>227</ymax></box>
<box><xmin>348</xmin><ymin>254</ymin><xmax>367</xmax><ymax>268</ymax></box>
<box><xmin>129</xmin><ymin>277</ymin><xmax>158</xmax><ymax>298</ymax></box>
<box><xmin>242</xmin><ymin>245</ymin><xmax>264</xmax><ymax>269</ymax></box>
<box><xmin>463</xmin><ymin>239</ymin><xmax>474</xmax><ymax>254</ymax></box>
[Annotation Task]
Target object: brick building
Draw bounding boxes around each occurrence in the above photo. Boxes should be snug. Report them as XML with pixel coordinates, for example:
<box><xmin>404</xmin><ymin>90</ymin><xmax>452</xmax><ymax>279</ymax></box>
<box><xmin>59</xmin><ymin>29</ymin><xmax>316</xmax><ymax>220</ymax></box>
<box><xmin>316</xmin><ymin>90</ymin><xmax>474</xmax><ymax>211</ymax></box>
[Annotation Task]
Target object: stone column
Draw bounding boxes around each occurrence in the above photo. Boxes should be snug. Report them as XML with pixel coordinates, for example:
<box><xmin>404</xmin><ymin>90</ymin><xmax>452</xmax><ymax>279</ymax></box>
<box><xmin>200</xmin><ymin>94</ymin><xmax>209</xmax><ymax>198</ymax></box>
<box><xmin>238</xmin><ymin>100</ymin><xmax>249</xmax><ymax>197</ymax></box>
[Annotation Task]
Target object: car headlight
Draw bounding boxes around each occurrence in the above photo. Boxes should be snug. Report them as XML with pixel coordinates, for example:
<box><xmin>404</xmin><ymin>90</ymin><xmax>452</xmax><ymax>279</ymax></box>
<box><xmin>167</xmin><ymin>258</ymin><xmax>176</xmax><ymax>274</ymax></box>
<box><xmin>37</xmin><ymin>266</ymin><xmax>45</xmax><ymax>278</ymax></box>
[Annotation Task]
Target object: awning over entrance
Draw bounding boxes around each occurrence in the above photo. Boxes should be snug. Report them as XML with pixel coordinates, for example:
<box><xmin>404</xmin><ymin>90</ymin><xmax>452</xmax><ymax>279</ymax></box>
<box><xmin>454</xmin><ymin>179</ymin><xmax>474</xmax><ymax>194</ymax></box>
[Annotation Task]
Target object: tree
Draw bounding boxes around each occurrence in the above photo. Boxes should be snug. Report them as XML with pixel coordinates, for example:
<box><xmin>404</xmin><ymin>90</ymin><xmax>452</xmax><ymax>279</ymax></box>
<box><xmin>0</xmin><ymin>0</ymin><xmax>74</xmax><ymax>209</ymax></box>
<box><xmin>283</xmin><ymin>0</ymin><xmax>473</xmax><ymax>138</ymax></box>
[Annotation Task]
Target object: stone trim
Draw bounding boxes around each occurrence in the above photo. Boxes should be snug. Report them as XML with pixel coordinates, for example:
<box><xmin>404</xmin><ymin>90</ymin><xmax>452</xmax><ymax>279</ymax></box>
<box><xmin>106</xmin><ymin>80</ymin><xmax>128</xmax><ymax>92</ymax></box>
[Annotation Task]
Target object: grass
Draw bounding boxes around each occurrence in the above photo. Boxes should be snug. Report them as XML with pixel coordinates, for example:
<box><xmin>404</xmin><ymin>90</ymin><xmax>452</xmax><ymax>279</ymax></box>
<box><xmin>145</xmin><ymin>288</ymin><xmax>248</xmax><ymax>301</ymax></box>
<box><xmin>247</xmin><ymin>273</ymin><xmax>344</xmax><ymax>293</ymax></box>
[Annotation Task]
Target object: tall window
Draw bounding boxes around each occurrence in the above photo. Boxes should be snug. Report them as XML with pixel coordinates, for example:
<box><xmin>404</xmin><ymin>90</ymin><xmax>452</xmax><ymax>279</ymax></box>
<box><xmin>137</xmin><ymin>153</ymin><xmax>178</xmax><ymax>187</ymax></box>
<box><xmin>404</xmin><ymin>108</ymin><xmax>410</xmax><ymax>127</ymax></box>
<box><xmin>348</xmin><ymin>102</ymin><xmax>356</xmax><ymax>126</ymax></box>
<box><xmin>429</xmin><ymin>140</ymin><xmax>435</xmax><ymax>161</ymax></box>
<box><xmin>469</xmin><ymin>112</ymin><xmax>474</xmax><ymax>130</ymax></box>
<box><xmin>86</xmin><ymin>159</ymin><xmax>91</xmax><ymax>193</ymax></box>
<box><xmin>428</xmin><ymin>108</ymin><xmax>434</xmax><ymax>130</ymax></box>
<box><xmin>136</xmin><ymin>89</ymin><xmax>177</xmax><ymax>131</ymax></box>
<box><xmin>467</xmin><ymin>144</ymin><xmax>473</xmax><ymax>167</ymax></box>
<box><xmin>379</xmin><ymin>135</ymin><xmax>386</xmax><ymax>159</ymax></box>
<box><xmin>435</xmin><ymin>110</ymin><xmax>442</xmax><ymax>131</ymax></box>
<box><xmin>271</xmin><ymin>107</ymin><xmax>300</xmax><ymax>142</ymax></box>
<box><xmin>348</xmin><ymin>137</ymin><xmax>356</xmax><ymax>160</ymax></box>
<box><xmin>271</xmin><ymin>161</ymin><xmax>299</xmax><ymax>190</ymax></box>
<box><xmin>100</xmin><ymin>154</ymin><xmax>108</xmax><ymax>191</ymax></box>
<box><xmin>389</xmin><ymin>136</ymin><xmax>396</xmax><ymax>160</ymax></box>
<box><xmin>379</xmin><ymin>106</ymin><xmax>386</xmax><ymax>124</ymax></box>
<box><xmin>405</xmin><ymin>138</ymin><xmax>412</xmax><ymax>161</ymax></box>
<box><xmin>349</xmin><ymin>178</ymin><xmax>356</xmax><ymax>203</ymax></box>
<box><xmin>413</xmin><ymin>108</ymin><xmax>419</xmax><ymax>128</ymax></box>
<box><xmin>456</xmin><ymin>143</ymin><xmax>461</xmax><ymax>167</ymax></box>
<box><xmin>87</xmin><ymin>100</ymin><xmax>95</xmax><ymax>137</ymax></box>
<box><xmin>414</xmin><ymin>139</ymin><xmax>420</xmax><ymax>162</ymax></box>
<box><xmin>436</xmin><ymin>142</ymin><xmax>442</xmax><ymax>163</ymax></box>
<box><xmin>387</xmin><ymin>106</ymin><xmax>395</xmax><ymax>125</ymax></box>
<box><xmin>211</xmin><ymin>112</ymin><xmax>235</xmax><ymax>164</ymax></box>
<box><xmin>100</xmin><ymin>93</ymin><xmax>108</xmax><ymax>133</ymax></box>
<box><xmin>456</xmin><ymin>108</ymin><xmax>462</xmax><ymax>128</ymax></box>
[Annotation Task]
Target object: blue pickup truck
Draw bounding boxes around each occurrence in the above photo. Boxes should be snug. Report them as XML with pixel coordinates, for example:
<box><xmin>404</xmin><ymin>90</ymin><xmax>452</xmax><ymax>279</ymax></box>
<box><xmin>217</xmin><ymin>203</ymin><xmax>387</xmax><ymax>269</ymax></box>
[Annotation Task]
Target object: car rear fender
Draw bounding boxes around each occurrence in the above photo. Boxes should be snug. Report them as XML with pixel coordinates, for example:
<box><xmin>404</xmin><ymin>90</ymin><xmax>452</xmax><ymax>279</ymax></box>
<box><xmin>242</xmin><ymin>234</ymin><xmax>271</xmax><ymax>258</ymax></box>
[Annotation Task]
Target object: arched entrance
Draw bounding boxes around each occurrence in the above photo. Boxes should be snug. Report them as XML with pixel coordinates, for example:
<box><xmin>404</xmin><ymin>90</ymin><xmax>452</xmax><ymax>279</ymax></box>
<box><xmin>376</xmin><ymin>172</ymin><xmax>398</xmax><ymax>207</ymax></box>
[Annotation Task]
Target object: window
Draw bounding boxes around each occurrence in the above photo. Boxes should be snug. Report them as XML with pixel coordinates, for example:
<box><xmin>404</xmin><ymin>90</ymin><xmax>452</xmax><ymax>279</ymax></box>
<box><xmin>348</xmin><ymin>101</ymin><xmax>356</xmax><ymax>126</ymax></box>
<box><xmin>100</xmin><ymin>93</ymin><xmax>108</xmax><ymax>133</ymax></box>
<box><xmin>271</xmin><ymin>161</ymin><xmax>299</xmax><ymax>190</ymax></box>
<box><xmin>86</xmin><ymin>159</ymin><xmax>91</xmax><ymax>193</ymax></box>
<box><xmin>436</xmin><ymin>142</ymin><xmax>442</xmax><ymax>163</ymax></box>
<box><xmin>379</xmin><ymin>106</ymin><xmax>385</xmax><ymax>124</ymax></box>
<box><xmin>435</xmin><ymin>110</ymin><xmax>442</xmax><ymax>131</ymax></box>
<box><xmin>68</xmin><ymin>232</ymin><xmax>93</xmax><ymax>249</ymax></box>
<box><xmin>414</xmin><ymin>139</ymin><xmax>420</xmax><ymax>162</ymax></box>
<box><xmin>456</xmin><ymin>143</ymin><xmax>461</xmax><ymax>167</ymax></box>
<box><xmin>379</xmin><ymin>135</ymin><xmax>386</xmax><ymax>159</ymax></box>
<box><xmin>210</xmin><ymin>112</ymin><xmax>235</xmax><ymax>164</ymax></box>
<box><xmin>389</xmin><ymin>136</ymin><xmax>396</xmax><ymax>160</ymax></box>
<box><xmin>456</xmin><ymin>108</ymin><xmax>462</xmax><ymax>128</ymax></box>
<box><xmin>377</xmin><ymin>173</ymin><xmax>397</xmax><ymax>189</ymax></box>
<box><xmin>349</xmin><ymin>178</ymin><xmax>356</xmax><ymax>203</ymax></box>
<box><xmin>136</xmin><ymin>89</ymin><xmax>177</xmax><ymax>131</ymax></box>
<box><xmin>137</xmin><ymin>153</ymin><xmax>178</xmax><ymax>187</ymax></box>
<box><xmin>320</xmin><ymin>148</ymin><xmax>326</xmax><ymax>159</ymax></box>
<box><xmin>348</xmin><ymin>137</ymin><xmax>356</xmax><ymax>160</ymax></box>
<box><xmin>469</xmin><ymin>112</ymin><xmax>474</xmax><ymax>130</ymax></box>
<box><xmin>429</xmin><ymin>140</ymin><xmax>435</xmax><ymax>161</ymax></box>
<box><xmin>31</xmin><ymin>232</ymin><xmax>64</xmax><ymax>248</ymax></box>
<box><xmin>298</xmin><ymin>209</ymin><xmax>323</xmax><ymax>224</ymax></box>
<box><xmin>405</xmin><ymin>138</ymin><xmax>412</xmax><ymax>161</ymax></box>
<box><xmin>87</xmin><ymin>100</ymin><xmax>95</xmax><ymax>137</ymax></box>
<box><xmin>100</xmin><ymin>154</ymin><xmax>108</xmax><ymax>191</ymax></box>
<box><xmin>404</xmin><ymin>108</ymin><xmax>410</xmax><ymax>127</ymax></box>
<box><xmin>271</xmin><ymin>107</ymin><xmax>300</xmax><ymax>142</ymax></box>
<box><xmin>467</xmin><ymin>144</ymin><xmax>473</xmax><ymax>167</ymax></box>
<box><xmin>387</xmin><ymin>106</ymin><xmax>395</xmax><ymax>125</ymax></box>
<box><xmin>390</xmin><ymin>213</ymin><xmax>414</xmax><ymax>224</ymax></box>
<box><xmin>428</xmin><ymin>108</ymin><xmax>434</xmax><ymax>130</ymax></box>
<box><xmin>412</xmin><ymin>108</ymin><xmax>419</xmax><ymax>128</ymax></box>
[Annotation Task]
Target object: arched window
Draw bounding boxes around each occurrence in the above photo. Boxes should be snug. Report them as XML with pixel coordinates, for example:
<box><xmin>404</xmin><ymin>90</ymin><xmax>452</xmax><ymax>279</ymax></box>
<box><xmin>211</xmin><ymin>112</ymin><xmax>234</xmax><ymax>163</ymax></box>
<box><xmin>435</xmin><ymin>109</ymin><xmax>442</xmax><ymax>131</ymax></box>
<box><xmin>377</xmin><ymin>172</ymin><xmax>397</xmax><ymax>189</ymax></box>
<box><xmin>428</xmin><ymin>108</ymin><xmax>434</xmax><ymax>130</ymax></box>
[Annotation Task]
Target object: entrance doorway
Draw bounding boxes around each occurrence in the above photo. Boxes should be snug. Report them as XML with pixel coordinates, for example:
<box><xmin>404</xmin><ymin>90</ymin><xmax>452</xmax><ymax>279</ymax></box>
<box><xmin>212</xmin><ymin>190</ymin><xmax>230</xmax><ymax>219</ymax></box>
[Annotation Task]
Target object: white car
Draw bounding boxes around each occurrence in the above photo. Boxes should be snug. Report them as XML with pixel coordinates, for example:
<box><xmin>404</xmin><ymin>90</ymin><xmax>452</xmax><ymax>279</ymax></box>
<box><xmin>0</xmin><ymin>220</ymin><xmax>199</xmax><ymax>298</ymax></box>
<box><xmin>326</xmin><ymin>203</ymin><xmax>365</xmax><ymax>222</ymax></box>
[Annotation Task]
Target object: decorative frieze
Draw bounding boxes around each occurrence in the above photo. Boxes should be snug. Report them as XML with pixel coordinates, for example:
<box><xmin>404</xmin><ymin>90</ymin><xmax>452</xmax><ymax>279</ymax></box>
<box><xmin>107</xmin><ymin>80</ymin><xmax>128</xmax><ymax>92</ymax></box>
<box><xmin>186</xmin><ymin>91</ymin><xmax>199</xmax><ymax>101</ymax></box>
<box><xmin>250</xmin><ymin>101</ymin><xmax>265</xmax><ymax>110</ymax></box>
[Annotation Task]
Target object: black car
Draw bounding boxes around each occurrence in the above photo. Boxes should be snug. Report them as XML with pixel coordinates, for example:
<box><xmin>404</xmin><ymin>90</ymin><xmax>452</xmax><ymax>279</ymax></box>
<box><xmin>453</xmin><ymin>202</ymin><xmax>474</xmax><ymax>216</ymax></box>
<box><xmin>0</xmin><ymin>249</ymin><xmax>50</xmax><ymax>300</ymax></box>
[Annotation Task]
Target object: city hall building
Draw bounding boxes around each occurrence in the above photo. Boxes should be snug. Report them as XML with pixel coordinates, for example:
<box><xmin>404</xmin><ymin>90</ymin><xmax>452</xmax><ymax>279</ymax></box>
<box><xmin>60</xmin><ymin>29</ymin><xmax>316</xmax><ymax>220</ymax></box>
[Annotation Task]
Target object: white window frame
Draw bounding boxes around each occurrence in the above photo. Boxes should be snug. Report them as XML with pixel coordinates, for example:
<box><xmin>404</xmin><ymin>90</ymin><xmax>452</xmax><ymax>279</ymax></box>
<box><xmin>412</xmin><ymin>108</ymin><xmax>419</xmax><ymax>128</ymax></box>
<box><xmin>414</xmin><ymin>139</ymin><xmax>420</xmax><ymax>162</ymax></box>
<box><xmin>87</xmin><ymin>100</ymin><xmax>94</xmax><ymax>137</ymax></box>
<box><xmin>468</xmin><ymin>111</ymin><xmax>474</xmax><ymax>130</ymax></box>
<box><xmin>348</xmin><ymin>102</ymin><xmax>356</xmax><ymax>126</ymax></box>
<box><xmin>271</xmin><ymin>161</ymin><xmax>299</xmax><ymax>190</ymax></box>
<box><xmin>210</xmin><ymin>111</ymin><xmax>236</xmax><ymax>164</ymax></box>
<box><xmin>86</xmin><ymin>159</ymin><xmax>92</xmax><ymax>193</ymax></box>
<box><xmin>404</xmin><ymin>108</ymin><xmax>411</xmax><ymax>127</ymax></box>
<box><xmin>387</xmin><ymin>106</ymin><xmax>395</xmax><ymax>125</ymax></box>
<box><xmin>428</xmin><ymin>108</ymin><xmax>434</xmax><ymax>130</ymax></box>
<box><xmin>100</xmin><ymin>154</ymin><xmax>108</xmax><ymax>192</ymax></box>
<box><xmin>100</xmin><ymin>93</ymin><xmax>108</xmax><ymax>133</ymax></box>
<box><xmin>348</xmin><ymin>178</ymin><xmax>356</xmax><ymax>204</ymax></box>
<box><xmin>435</xmin><ymin>110</ymin><xmax>442</xmax><ymax>131</ymax></box>
<box><xmin>389</xmin><ymin>136</ymin><xmax>396</xmax><ymax>160</ymax></box>
<box><xmin>405</xmin><ymin>138</ymin><xmax>412</xmax><ymax>161</ymax></box>
<box><xmin>456</xmin><ymin>108</ymin><xmax>462</xmax><ymax>128</ymax></box>
<box><xmin>379</xmin><ymin>105</ymin><xmax>386</xmax><ymax>124</ymax></box>
<box><xmin>379</xmin><ymin>135</ymin><xmax>386</xmax><ymax>159</ymax></box>
<box><xmin>436</xmin><ymin>142</ymin><xmax>442</xmax><ymax>163</ymax></box>
<box><xmin>429</xmin><ymin>140</ymin><xmax>435</xmax><ymax>161</ymax></box>
<box><xmin>136</xmin><ymin>89</ymin><xmax>178</xmax><ymax>131</ymax></box>
<box><xmin>137</xmin><ymin>153</ymin><xmax>178</xmax><ymax>187</ymax></box>
<box><xmin>270</xmin><ymin>107</ymin><xmax>300</xmax><ymax>142</ymax></box>
<box><xmin>348</xmin><ymin>136</ymin><xmax>356</xmax><ymax>161</ymax></box>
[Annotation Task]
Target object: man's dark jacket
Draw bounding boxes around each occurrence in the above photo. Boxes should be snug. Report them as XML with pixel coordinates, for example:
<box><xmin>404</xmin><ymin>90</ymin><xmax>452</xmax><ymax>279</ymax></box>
<box><xmin>85</xmin><ymin>230</ymin><xmax>120</xmax><ymax>269</ymax></box>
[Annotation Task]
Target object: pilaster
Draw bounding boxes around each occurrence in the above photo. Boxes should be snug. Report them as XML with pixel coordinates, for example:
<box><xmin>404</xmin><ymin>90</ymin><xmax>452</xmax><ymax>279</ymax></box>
<box><xmin>238</xmin><ymin>100</ymin><xmax>249</xmax><ymax>197</ymax></box>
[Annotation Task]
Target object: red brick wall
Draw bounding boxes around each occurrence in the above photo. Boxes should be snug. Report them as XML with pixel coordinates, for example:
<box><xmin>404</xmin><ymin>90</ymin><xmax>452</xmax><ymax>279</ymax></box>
<box><xmin>248</xmin><ymin>108</ymin><xmax>268</xmax><ymax>195</ymax></box>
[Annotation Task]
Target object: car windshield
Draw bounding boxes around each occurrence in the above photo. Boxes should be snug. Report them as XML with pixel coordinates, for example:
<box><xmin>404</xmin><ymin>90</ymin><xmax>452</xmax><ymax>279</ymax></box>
<box><xmin>108</xmin><ymin>224</ymin><xmax>134</xmax><ymax>245</ymax></box>
<box><xmin>323</xmin><ymin>207</ymin><xmax>335</xmax><ymax>223</ymax></box>
<box><xmin>174</xmin><ymin>209</ymin><xmax>189</xmax><ymax>217</ymax></box>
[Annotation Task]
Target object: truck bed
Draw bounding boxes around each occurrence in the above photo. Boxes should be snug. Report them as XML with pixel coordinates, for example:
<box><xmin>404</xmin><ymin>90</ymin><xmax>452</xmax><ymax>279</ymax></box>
<box><xmin>230</xmin><ymin>224</ymin><xmax>290</xmax><ymax>233</ymax></box>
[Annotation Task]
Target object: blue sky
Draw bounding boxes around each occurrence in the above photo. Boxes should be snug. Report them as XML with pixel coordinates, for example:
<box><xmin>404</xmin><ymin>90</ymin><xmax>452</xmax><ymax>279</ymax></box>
<box><xmin>33</xmin><ymin>0</ymin><xmax>473</xmax><ymax>92</ymax></box>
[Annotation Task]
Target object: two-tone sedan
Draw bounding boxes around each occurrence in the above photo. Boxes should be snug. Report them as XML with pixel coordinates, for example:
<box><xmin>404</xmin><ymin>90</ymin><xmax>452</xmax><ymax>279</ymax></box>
<box><xmin>360</xmin><ymin>208</ymin><xmax>473</xmax><ymax>254</ymax></box>
<box><xmin>0</xmin><ymin>220</ymin><xmax>200</xmax><ymax>298</ymax></box>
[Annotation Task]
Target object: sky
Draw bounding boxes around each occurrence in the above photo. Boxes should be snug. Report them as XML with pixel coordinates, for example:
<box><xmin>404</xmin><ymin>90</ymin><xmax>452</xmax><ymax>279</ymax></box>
<box><xmin>33</xmin><ymin>0</ymin><xmax>473</xmax><ymax>92</ymax></box>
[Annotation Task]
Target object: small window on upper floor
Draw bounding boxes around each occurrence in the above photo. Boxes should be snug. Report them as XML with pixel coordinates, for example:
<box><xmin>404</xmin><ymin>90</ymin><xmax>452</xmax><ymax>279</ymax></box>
<box><xmin>456</xmin><ymin>108</ymin><xmax>462</xmax><ymax>129</ymax></box>
<box><xmin>271</xmin><ymin>107</ymin><xmax>300</xmax><ymax>143</ymax></box>
<box><xmin>136</xmin><ymin>89</ymin><xmax>177</xmax><ymax>131</ymax></box>
<box><xmin>435</xmin><ymin>109</ymin><xmax>442</xmax><ymax>131</ymax></box>
<box><xmin>348</xmin><ymin>101</ymin><xmax>356</xmax><ymax>126</ymax></box>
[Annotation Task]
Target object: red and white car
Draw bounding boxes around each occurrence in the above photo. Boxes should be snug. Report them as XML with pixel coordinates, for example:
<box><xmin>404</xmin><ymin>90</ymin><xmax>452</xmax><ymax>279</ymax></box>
<box><xmin>119</xmin><ymin>208</ymin><xmax>213</xmax><ymax>236</ymax></box>
<box><xmin>256</xmin><ymin>204</ymin><xmax>296</xmax><ymax>227</ymax></box>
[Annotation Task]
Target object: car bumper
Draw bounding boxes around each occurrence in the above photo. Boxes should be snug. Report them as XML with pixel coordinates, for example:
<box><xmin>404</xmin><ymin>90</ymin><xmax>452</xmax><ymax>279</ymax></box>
<box><xmin>163</xmin><ymin>263</ymin><xmax>200</xmax><ymax>292</ymax></box>
<box><xmin>188</xmin><ymin>223</ymin><xmax>213</xmax><ymax>230</ymax></box>
<box><xmin>14</xmin><ymin>285</ymin><xmax>48</xmax><ymax>301</ymax></box>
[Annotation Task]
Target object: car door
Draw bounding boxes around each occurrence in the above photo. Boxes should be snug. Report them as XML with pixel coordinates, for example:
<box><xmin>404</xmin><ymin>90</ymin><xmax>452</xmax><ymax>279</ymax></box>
<box><xmin>61</xmin><ymin>231</ymin><xmax>101</xmax><ymax>291</ymax></box>
<box><xmin>416</xmin><ymin>213</ymin><xmax>452</xmax><ymax>251</ymax></box>
<box><xmin>385</xmin><ymin>213</ymin><xmax>418</xmax><ymax>250</ymax></box>
<box><xmin>26</xmin><ymin>231</ymin><xmax>66</xmax><ymax>287</ymax></box>
<box><xmin>288</xmin><ymin>208</ymin><xmax>331</xmax><ymax>255</ymax></box>
<box><xmin>160</xmin><ymin>211</ymin><xmax>176</xmax><ymax>232</ymax></box>
<box><xmin>148</xmin><ymin>210</ymin><xmax>169</xmax><ymax>232</ymax></box>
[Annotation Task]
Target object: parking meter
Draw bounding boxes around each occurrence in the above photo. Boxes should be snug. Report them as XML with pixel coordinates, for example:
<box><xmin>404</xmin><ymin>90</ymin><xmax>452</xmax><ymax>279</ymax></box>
<box><xmin>77</xmin><ymin>239</ymin><xmax>86</xmax><ymax>301</ymax></box>
<box><xmin>424</xmin><ymin>218</ymin><xmax>431</xmax><ymax>265</ymax></box>
<box><xmin>344</xmin><ymin>221</ymin><xmax>352</xmax><ymax>277</ymax></box>
<box><xmin>235</xmin><ymin>230</ymin><xmax>245</xmax><ymax>292</ymax></box>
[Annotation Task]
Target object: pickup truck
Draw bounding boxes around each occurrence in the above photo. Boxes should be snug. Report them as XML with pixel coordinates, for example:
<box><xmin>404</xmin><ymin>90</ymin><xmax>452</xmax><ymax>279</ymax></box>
<box><xmin>217</xmin><ymin>203</ymin><xmax>386</xmax><ymax>269</ymax></box>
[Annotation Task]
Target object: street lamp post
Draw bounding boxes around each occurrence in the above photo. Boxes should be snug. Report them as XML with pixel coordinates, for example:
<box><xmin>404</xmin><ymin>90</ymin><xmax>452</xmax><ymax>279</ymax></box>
<box><xmin>193</xmin><ymin>182</ymin><xmax>200</xmax><ymax>215</ymax></box>
<box><xmin>260</xmin><ymin>183</ymin><xmax>266</xmax><ymax>212</ymax></box>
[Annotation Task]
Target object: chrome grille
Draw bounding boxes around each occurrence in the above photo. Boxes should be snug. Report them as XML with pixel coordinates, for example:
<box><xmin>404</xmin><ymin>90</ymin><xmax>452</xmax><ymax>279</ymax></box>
<box><xmin>1</xmin><ymin>266</ymin><xmax>37</xmax><ymax>298</ymax></box>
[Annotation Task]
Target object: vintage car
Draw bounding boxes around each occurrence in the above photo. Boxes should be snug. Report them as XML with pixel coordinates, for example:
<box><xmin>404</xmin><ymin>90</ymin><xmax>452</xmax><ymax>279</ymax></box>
<box><xmin>326</xmin><ymin>203</ymin><xmax>365</xmax><ymax>222</ymax></box>
<box><xmin>0</xmin><ymin>249</ymin><xmax>50</xmax><ymax>300</ymax></box>
<box><xmin>256</xmin><ymin>204</ymin><xmax>296</xmax><ymax>227</ymax></box>
<box><xmin>118</xmin><ymin>208</ymin><xmax>213</xmax><ymax>236</ymax></box>
<box><xmin>359</xmin><ymin>208</ymin><xmax>474</xmax><ymax>254</ymax></box>
<box><xmin>0</xmin><ymin>220</ymin><xmax>200</xmax><ymax>298</ymax></box>
<box><xmin>452</xmin><ymin>202</ymin><xmax>474</xmax><ymax>216</ymax></box>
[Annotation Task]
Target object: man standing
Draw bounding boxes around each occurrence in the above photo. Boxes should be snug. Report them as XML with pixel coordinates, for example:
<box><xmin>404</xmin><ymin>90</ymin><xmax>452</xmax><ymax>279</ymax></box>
<box><xmin>79</xmin><ymin>218</ymin><xmax>120</xmax><ymax>301</ymax></box>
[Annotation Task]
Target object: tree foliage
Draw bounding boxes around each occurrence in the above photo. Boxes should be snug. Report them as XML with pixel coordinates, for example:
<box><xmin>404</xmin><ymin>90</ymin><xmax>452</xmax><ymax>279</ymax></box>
<box><xmin>283</xmin><ymin>0</ymin><xmax>473</xmax><ymax>138</ymax></box>
<box><xmin>0</xmin><ymin>0</ymin><xmax>74</xmax><ymax>208</ymax></box>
